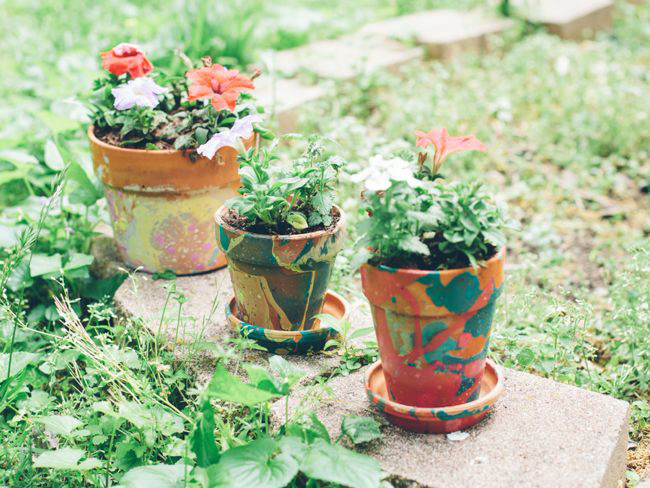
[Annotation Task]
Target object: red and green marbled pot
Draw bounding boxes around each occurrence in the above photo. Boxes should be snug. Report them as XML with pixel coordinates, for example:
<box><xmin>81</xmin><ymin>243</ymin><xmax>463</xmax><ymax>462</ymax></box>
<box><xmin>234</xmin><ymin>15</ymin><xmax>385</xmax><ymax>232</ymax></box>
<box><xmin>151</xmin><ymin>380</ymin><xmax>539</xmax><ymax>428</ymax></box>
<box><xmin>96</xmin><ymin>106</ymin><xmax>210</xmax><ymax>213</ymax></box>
<box><xmin>215</xmin><ymin>206</ymin><xmax>346</xmax><ymax>331</ymax></box>
<box><xmin>360</xmin><ymin>248</ymin><xmax>505</xmax><ymax>408</ymax></box>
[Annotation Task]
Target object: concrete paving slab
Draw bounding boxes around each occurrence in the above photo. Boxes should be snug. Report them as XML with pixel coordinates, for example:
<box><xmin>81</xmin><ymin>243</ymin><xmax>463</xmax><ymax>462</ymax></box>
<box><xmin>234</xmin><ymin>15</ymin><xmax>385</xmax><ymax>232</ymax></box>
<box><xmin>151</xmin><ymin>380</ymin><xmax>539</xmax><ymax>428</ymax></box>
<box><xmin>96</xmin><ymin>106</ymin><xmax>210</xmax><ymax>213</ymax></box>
<box><xmin>513</xmin><ymin>0</ymin><xmax>614</xmax><ymax>40</ymax></box>
<box><xmin>271</xmin><ymin>34</ymin><xmax>423</xmax><ymax>81</ymax></box>
<box><xmin>255</xmin><ymin>77</ymin><xmax>328</xmax><ymax>134</ymax></box>
<box><xmin>96</xmin><ymin>238</ymin><xmax>371</xmax><ymax>382</ymax></box>
<box><xmin>361</xmin><ymin>9</ymin><xmax>514</xmax><ymax>60</ymax></box>
<box><xmin>272</xmin><ymin>365</ymin><xmax>629</xmax><ymax>488</ymax></box>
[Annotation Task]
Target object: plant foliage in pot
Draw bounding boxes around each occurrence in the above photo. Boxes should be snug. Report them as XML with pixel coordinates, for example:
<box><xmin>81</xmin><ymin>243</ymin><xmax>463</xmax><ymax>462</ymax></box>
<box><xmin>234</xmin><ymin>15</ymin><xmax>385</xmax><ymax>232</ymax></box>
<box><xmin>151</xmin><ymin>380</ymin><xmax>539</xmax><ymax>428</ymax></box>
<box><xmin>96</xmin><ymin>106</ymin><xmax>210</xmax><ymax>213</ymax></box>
<box><xmin>215</xmin><ymin>137</ymin><xmax>346</xmax><ymax>332</ymax></box>
<box><xmin>353</xmin><ymin>128</ymin><xmax>512</xmax><ymax>408</ymax></box>
<box><xmin>86</xmin><ymin>43</ymin><xmax>271</xmax><ymax>274</ymax></box>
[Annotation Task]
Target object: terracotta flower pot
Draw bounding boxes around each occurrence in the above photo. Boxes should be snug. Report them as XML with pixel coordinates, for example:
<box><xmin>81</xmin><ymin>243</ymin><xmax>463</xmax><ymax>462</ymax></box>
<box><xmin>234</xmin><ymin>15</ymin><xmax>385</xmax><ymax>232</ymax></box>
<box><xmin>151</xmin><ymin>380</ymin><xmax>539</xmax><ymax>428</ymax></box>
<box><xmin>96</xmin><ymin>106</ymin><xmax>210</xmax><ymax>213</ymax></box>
<box><xmin>215</xmin><ymin>206</ymin><xmax>346</xmax><ymax>331</ymax></box>
<box><xmin>360</xmin><ymin>248</ymin><xmax>505</xmax><ymax>408</ymax></box>
<box><xmin>88</xmin><ymin>126</ymin><xmax>254</xmax><ymax>274</ymax></box>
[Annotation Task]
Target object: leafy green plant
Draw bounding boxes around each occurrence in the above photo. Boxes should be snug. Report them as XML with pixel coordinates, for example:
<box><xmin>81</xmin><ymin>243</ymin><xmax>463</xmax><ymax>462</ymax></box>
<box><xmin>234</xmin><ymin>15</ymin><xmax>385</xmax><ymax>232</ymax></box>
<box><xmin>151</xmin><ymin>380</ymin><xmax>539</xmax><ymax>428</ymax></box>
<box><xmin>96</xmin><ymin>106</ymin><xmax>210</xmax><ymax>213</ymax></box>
<box><xmin>88</xmin><ymin>46</ymin><xmax>265</xmax><ymax>152</ymax></box>
<box><xmin>353</xmin><ymin>131</ymin><xmax>510</xmax><ymax>270</ymax></box>
<box><xmin>227</xmin><ymin>137</ymin><xmax>344</xmax><ymax>232</ymax></box>
<box><xmin>117</xmin><ymin>355</ymin><xmax>382</xmax><ymax>488</ymax></box>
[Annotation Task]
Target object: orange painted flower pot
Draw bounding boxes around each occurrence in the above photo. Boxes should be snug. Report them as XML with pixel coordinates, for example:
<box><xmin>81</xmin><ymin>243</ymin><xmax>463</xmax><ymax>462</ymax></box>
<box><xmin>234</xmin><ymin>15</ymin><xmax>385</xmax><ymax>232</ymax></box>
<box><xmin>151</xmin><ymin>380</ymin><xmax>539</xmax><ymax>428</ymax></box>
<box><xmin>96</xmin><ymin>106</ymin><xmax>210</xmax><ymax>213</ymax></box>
<box><xmin>215</xmin><ymin>206</ymin><xmax>346</xmax><ymax>332</ymax></box>
<box><xmin>88</xmin><ymin>127</ymin><xmax>254</xmax><ymax>274</ymax></box>
<box><xmin>360</xmin><ymin>248</ymin><xmax>505</xmax><ymax>408</ymax></box>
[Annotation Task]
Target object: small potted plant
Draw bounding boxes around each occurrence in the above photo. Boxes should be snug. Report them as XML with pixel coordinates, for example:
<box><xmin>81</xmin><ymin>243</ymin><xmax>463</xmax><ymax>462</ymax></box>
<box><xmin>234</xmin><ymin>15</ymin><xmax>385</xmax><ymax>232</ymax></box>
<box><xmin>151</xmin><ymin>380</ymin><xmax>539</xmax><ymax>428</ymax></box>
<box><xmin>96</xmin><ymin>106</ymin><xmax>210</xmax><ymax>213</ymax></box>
<box><xmin>87</xmin><ymin>43</ymin><xmax>268</xmax><ymax>274</ymax></box>
<box><xmin>215</xmin><ymin>137</ymin><xmax>346</xmax><ymax>332</ymax></box>
<box><xmin>353</xmin><ymin>129</ymin><xmax>509</xmax><ymax>409</ymax></box>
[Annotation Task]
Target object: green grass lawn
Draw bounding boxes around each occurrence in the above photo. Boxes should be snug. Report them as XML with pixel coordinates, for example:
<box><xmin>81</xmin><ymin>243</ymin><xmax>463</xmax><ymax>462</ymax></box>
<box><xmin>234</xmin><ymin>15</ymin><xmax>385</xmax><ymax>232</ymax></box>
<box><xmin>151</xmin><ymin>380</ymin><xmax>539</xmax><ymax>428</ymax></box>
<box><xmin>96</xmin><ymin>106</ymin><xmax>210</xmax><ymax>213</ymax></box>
<box><xmin>1</xmin><ymin>0</ymin><xmax>649</xmax><ymax>486</ymax></box>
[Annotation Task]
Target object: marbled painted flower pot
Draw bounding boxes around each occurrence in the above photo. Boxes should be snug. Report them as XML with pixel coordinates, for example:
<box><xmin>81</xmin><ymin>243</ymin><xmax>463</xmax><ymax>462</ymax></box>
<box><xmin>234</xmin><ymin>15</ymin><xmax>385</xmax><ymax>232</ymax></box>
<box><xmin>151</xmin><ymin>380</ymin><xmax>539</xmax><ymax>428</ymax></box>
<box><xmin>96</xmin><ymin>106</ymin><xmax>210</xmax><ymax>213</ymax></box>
<box><xmin>360</xmin><ymin>248</ymin><xmax>505</xmax><ymax>408</ymax></box>
<box><xmin>88</xmin><ymin>126</ymin><xmax>254</xmax><ymax>274</ymax></box>
<box><xmin>365</xmin><ymin>359</ymin><xmax>504</xmax><ymax>433</ymax></box>
<box><xmin>215</xmin><ymin>206</ymin><xmax>346</xmax><ymax>331</ymax></box>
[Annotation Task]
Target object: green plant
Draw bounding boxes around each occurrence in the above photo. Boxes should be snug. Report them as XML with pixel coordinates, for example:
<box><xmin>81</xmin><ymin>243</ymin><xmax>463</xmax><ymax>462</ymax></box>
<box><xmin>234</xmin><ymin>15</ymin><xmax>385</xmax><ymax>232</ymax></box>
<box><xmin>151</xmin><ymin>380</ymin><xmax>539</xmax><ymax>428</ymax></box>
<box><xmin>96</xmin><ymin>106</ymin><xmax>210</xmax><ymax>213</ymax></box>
<box><xmin>227</xmin><ymin>137</ymin><xmax>344</xmax><ymax>232</ymax></box>
<box><xmin>352</xmin><ymin>131</ymin><xmax>509</xmax><ymax>270</ymax></box>
<box><xmin>116</xmin><ymin>355</ymin><xmax>383</xmax><ymax>488</ymax></box>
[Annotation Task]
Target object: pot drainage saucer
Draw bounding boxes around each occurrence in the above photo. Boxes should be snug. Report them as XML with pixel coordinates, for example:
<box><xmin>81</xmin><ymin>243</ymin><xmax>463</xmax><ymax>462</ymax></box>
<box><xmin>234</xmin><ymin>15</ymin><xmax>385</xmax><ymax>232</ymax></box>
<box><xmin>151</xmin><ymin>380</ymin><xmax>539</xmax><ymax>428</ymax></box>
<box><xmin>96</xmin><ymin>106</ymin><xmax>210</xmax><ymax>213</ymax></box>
<box><xmin>365</xmin><ymin>359</ymin><xmax>504</xmax><ymax>434</ymax></box>
<box><xmin>225</xmin><ymin>291</ymin><xmax>348</xmax><ymax>355</ymax></box>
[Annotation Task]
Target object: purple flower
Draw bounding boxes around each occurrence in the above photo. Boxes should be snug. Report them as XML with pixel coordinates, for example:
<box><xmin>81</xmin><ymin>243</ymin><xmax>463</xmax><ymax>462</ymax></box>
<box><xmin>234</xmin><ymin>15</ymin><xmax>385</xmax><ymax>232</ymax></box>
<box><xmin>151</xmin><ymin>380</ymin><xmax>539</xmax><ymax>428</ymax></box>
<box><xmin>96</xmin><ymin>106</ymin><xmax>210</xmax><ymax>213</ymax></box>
<box><xmin>112</xmin><ymin>77</ymin><xmax>167</xmax><ymax>110</ymax></box>
<box><xmin>197</xmin><ymin>114</ymin><xmax>262</xmax><ymax>160</ymax></box>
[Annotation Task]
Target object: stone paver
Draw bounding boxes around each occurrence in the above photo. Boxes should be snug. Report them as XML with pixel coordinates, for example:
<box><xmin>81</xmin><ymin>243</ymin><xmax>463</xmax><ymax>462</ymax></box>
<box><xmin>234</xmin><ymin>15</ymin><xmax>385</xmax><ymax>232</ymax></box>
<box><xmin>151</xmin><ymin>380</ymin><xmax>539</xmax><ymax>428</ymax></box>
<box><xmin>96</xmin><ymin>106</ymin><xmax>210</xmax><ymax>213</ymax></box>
<box><xmin>95</xmin><ymin>238</ymin><xmax>372</xmax><ymax>382</ymax></box>
<box><xmin>514</xmin><ymin>0</ymin><xmax>614</xmax><ymax>40</ymax></box>
<box><xmin>271</xmin><ymin>34</ymin><xmax>423</xmax><ymax>81</ymax></box>
<box><xmin>272</xmin><ymin>365</ymin><xmax>629</xmax><ymax>488</ymax></box>
<box><xmin>255</xmin><ymin>77</ymin><xmax>327</xmax><ymax>134</ymax></box>
<box><xmin>361</xmin><ymin>9</ymin><xmax>514</xmax><ymax>60</ymax></box>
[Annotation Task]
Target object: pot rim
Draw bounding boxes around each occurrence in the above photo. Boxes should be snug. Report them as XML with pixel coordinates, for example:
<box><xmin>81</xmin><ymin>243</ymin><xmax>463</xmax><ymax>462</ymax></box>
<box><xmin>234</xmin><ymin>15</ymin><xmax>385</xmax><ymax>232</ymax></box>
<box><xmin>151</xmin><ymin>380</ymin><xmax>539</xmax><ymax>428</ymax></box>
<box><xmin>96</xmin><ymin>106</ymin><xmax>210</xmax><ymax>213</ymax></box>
<box><xmin>215</xmin><ymin>204</ymin><xmax>347</xmax><ymax>242</ymax></box>
<box><xmin>88</xmin><ymin>125</ymin><xmax>195</xmax><ymax>156</ymax></box>
<box><xmin>362</xmin><ymin>246</ymin><xmax>505</xmax><ymax>278</ymax></box>
<box><xmin>364</xmin><ymin>358</ymin><xmax>504</xmax><ymax>416</ymax></box>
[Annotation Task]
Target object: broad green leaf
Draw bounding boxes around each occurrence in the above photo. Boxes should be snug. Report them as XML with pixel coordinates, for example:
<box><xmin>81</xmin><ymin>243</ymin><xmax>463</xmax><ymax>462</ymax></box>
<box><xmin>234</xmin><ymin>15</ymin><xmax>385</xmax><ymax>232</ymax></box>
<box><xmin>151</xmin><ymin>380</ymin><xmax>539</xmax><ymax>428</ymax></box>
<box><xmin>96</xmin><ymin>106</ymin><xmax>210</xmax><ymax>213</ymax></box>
<box><xmin>206</xmin><ymin>363</ymin><xmax>281</xmax><ymax>406</ymax></box>
<box><xmin>517</xmin><ymin>347</ymin><xmax>535</xmax><ymax>367</ymax></box>
<box><xmin>7</xmin><ymin>257</ymin><xmax>33</xmax><ymax>291</ymax></box>
<box><xmin>287</xmin><ymin>212</ymin><xmax>308</xmax><ymax>230</ymax></box>
<box><xmin>301</xmin><ymin>439</ymin><xmax>381</xmax><ymax>488</ymax></box>
<box><xmin>64</xmin><ymin>252</ymin><xmax>94</xmax><ymax>271</ymax></box>
<box><xmin>67</xmin><ymin>162</ymin><xmax>102</xmax><ymax>205</ymax></box>
<box><xmin>191</xmin><ymin>401</ymin><xmax>220</xmax><ymax>468</ymax></box>
<box><xmin>348</xmin><ymin>327</ymin><xmax>376</xmax><ymax>341</ymax></box>
<box><xmin>211</xmin><ymin>437</ymin><xmax>298</xmax><ymax>488</ymax></box>
<box><xmin>35</xmin><ymin>415</ymin><xmax>82</xmax><ymax>437</ymax></box>
<box><xmin>399</xmin><ymin>236</ymin><xmax>430</xmax><ymax>256</ymax></box>
<box><xmin>341</xmin><ymin>416</ymin><xmax>382</xmax><ymax>444</ymax></box>
<box><xmin>34</xmin><ymin>448</ymin><xmax>101</xmax><ymax>471</ymax></box>
<box><xmin>35</xmin><ymin>111</ymin><xmax>80</xmax><ymax>134</ymax></box>
<box><xmin>44</xmin><ymin>140</ymin><xmax>65</xmax><ymax>170</ymax></box>
<box><xmin>29</xmin><ymin>254</ymin><xmax>62</xmax><ymax>277</ymax></box>
<box><xmin>286</xmin><ymin>412</ymin><xmax>331</xmax><ymax>444</ymax></box>
<box><xmin>119</xmin><ymin>464</ymin><xmax>187</xmax><ymax>488</ymax></box>
<box><xmin>268</xmin><ymin>356</ymin><xmax>305</xmax><ymax>391</ymax></box>
<box><xmin>0</xmin><ymin>352</ymin><xmax>39</xmax><ymax>380</ymax></box>
<box><xmin>0</xmin><ymin>149</ymin><xmax>38</xmax><ymax>167</ymax></box>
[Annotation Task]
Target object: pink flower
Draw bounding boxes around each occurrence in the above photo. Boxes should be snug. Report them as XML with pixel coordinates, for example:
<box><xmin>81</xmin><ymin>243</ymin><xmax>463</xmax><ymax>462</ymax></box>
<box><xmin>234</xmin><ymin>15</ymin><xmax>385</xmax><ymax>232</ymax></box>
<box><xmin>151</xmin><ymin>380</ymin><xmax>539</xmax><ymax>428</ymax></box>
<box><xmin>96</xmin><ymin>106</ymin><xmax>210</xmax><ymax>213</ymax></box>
<box><xmin>197</xmin><ymin>114</ymin><xmax>262</xmax><ymax>159</ymax></box>
<box><xmin>415</xmin><ymin>128</ymin><xmax>486</xmax><ymax>172</ymax></box>
<box><xmin>112</xmin><ymin>77</ymin><xmax>167</xmax><ymax>110</ymax></box>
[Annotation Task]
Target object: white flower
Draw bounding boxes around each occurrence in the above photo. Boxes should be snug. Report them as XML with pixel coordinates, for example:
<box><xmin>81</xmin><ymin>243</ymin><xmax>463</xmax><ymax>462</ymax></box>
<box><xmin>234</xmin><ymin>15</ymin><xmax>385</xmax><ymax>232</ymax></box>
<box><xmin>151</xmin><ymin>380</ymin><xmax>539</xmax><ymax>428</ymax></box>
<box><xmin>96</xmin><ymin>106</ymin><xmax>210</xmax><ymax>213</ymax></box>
<box><xmin>112</xmin><ymin>77</ymin><xmax>167</xmax><ymax>110</ymax></box>
<box><xmin>554</xmin><ymin>55</ymin><xmax>571</xmax><ymax>76</ymax></box>
<box><xmin>197</xmin><ymin>114</ymin><xmax>262</xmax><ymax>160</ymax></box>
<box><xmin>350</xmin><ymin>155</ymin><xmax>420</xmax><ymax>192</ymax></box>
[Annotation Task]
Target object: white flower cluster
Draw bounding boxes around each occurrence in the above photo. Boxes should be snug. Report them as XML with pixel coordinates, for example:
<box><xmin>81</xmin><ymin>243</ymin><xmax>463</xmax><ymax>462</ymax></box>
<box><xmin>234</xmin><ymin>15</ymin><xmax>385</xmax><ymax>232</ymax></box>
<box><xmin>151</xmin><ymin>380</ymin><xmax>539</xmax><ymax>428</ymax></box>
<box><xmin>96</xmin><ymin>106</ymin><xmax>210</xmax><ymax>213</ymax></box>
<box><xmin>350</xmin><ymin>155</ymin><xmax>420</xmax><ymax>192</ymax></box>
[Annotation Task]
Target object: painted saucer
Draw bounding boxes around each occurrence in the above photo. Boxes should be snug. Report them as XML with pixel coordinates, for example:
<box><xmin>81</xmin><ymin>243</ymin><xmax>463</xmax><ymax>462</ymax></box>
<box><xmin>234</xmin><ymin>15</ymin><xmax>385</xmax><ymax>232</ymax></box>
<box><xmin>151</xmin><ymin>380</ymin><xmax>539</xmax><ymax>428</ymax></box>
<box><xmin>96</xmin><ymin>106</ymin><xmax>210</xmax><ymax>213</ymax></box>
<box><xmin>225</xmin><ymin>290</ymin><xmax>348</xmax><ymax>355</ymax></box>
<box><xmin>365</xmin><ymin>359</ymin><xmax>504</xmax><ymax>434</ymax></box>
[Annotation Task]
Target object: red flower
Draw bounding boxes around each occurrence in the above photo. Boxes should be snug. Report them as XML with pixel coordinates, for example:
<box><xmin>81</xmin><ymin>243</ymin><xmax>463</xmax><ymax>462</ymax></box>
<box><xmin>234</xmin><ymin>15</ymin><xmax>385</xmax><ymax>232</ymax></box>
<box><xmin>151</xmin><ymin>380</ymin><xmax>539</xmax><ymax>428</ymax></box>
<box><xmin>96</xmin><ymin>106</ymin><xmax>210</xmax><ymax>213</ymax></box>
<box><xmin>416</xmin><ymin>128</ymin><xmax>486</xmax><ymax>170</ymax></box>
<box><xmin>186</xmin><ymin>64</ymin><xmax>254</xmax><ymax>112</ymax></box>
<box><xmin>101</xmin><ymin>43</ymin><xmax>153</xmax><ymax>79</ymax></box>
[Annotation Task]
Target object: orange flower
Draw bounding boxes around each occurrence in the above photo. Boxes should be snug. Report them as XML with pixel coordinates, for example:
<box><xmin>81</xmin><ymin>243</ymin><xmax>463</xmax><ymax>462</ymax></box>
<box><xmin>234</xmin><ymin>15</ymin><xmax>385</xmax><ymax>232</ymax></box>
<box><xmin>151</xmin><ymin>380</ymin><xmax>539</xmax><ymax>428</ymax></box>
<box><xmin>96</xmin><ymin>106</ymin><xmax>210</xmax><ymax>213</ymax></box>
<box><xmin>416</xmin><ymin>128</ymin><xmax>485</xmax><ymax>172</ymax></box>
<box><xmin>186</xmin><ymin>64</ymin><xmax>254</xmax><ymax>112</ymax></box>
<box><xmin>101</xmin><ymin>43</ymin><xmax>153</xmax><ymax>79</ymax></box>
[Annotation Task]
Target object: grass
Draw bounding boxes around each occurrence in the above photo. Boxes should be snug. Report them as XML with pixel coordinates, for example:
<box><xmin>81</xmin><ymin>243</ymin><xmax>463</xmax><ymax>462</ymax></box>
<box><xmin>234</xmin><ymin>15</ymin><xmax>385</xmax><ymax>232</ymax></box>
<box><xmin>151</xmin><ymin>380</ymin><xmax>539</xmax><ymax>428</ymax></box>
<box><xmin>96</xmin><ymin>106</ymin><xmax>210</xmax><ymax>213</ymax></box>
<box><xmin>1</xmin><ymin>0</ymin><xmax>649</xmax><ymax>486</ymax></box>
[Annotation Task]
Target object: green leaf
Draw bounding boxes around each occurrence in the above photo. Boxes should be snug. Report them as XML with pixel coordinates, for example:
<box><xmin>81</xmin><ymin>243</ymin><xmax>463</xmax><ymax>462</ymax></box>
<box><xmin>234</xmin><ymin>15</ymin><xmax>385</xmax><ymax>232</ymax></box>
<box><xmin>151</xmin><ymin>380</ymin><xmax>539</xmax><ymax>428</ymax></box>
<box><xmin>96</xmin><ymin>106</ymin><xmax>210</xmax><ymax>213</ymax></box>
<box><xmin>30</xmin><ymin>254</ymin><xmax>62</xmax><ymax>277</ymax></box>
<box><xmin>286</xmin><ymin>412</ymin><xmax>331</xmax><ymax>444</ymax></box>
<box><xmin>517</xmin><ymin>347</ymin><xmax>535</xmax><ymax>367</ymax></box>
<box><xmin>191</xmin><ymin>401</ymin><xmax>220</xmax><ymax>468</ymax></box>
<box><xmin>64</xmin><ymin>252</ymin><xmax>94</xmax><ymax>271</ymax></box>
<box><xmin>341</xmin><ymin>416</ymin><xmax>381</xmax><ymax>444</ymax></box>
<box><xmin>301</xmin><ymin>439</ymin><xmax>381</xmax><ymax>488</ymax></box>
<box><xmin>268</xmin><ymin>356</ymin><xmax>305</xmax><ymax>391</ymax></box>
<box><xmin>35</xmin><ymin>111</ymin><xmax>80</xmax><ymax>134</ymax></box>
<box><xmin>34</xmin><ymin>448</ymin><xmax>101</xmax><ymax>471</ymax></box>
<box><xmin>119</xmin><ymin>464</ymin><xmax>187</xmax><ymax>488</ymax></box>
<box><xmin>7</xmin><ymin>257</ymin><xmax>33</xmax><ymax>291</ymax></box>
<box><xmin>399</xmin><ymin>236</ymin><xmax>430</xmax><ymax>256</ymax></box>
<box><xmin>211</xmin><ymin>438</ymin><xmax>298</xmax><ymax>488</ymax></box>
<box><xmin>67</xmin><ymin>162</ymin><xmax>102</xmax><ymax>206</ymax></box>
<box><xmin>287</xmin><ymin>212</ymin><xmax>308</xmax><ymax>230</ymax></box>
<box><xmin>44</xmin><ymin>140</ymin><xmax>65</xmax><ymax>170</ymax></box>
<box><xmin>206</xmin><ymin>363</ymin><xmax>281</xmax><ymax>406</ymax></box>
<box><xmin>0</xmin><ymin>149</ymin><xmax>38</xmax><ymax>167</ymax></box>
<box><xmin>348</xmin><ymin>327</ymin><xmax>375</xmax><ymax>341</ymax></box>
<box><xmin>0</xmin><ymin>352</ymin><xmax>40</xmax><ymax>380</ymax></box>
<box><xmin>35</xmin><ymin>415</ymin><xmax>83</xmax><ymax>437</ymax></box>
<box><xmin>195</xmin><ymin>127</ymin><xmax>209</xmax><ymax>145</ymax></box>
